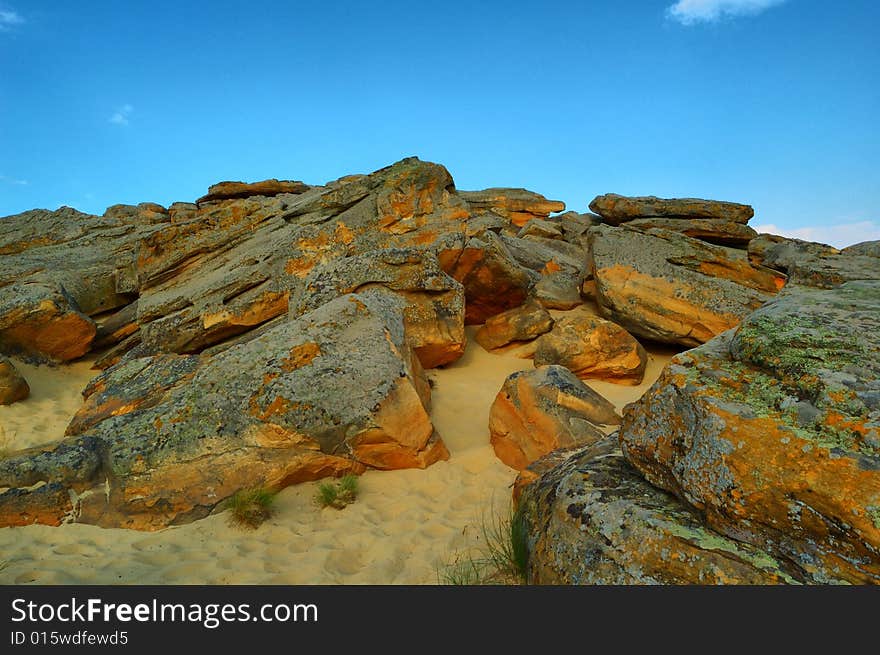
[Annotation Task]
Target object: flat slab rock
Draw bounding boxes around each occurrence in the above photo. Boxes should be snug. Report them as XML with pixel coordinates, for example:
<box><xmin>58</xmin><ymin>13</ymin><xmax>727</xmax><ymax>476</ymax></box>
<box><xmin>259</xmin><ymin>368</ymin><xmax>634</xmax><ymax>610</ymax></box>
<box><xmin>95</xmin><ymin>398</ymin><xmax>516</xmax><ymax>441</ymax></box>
<box><xmin>589</xmin><ymin>193</ymin><xmax>754</xmax><ymax>226</ymax></box>
<box><xmin>517</xmin><ymin>439</ymin><xmax>800</xmax><ymax>584</ymax></box>
<box><xmin>475</xmin><ymin>300</ymin><xmax>553</xmax><ymax>351</ymax></box>
<box><xmin>0</xmin><ymin>291</ymin><xmax>447</xmax><ymax>530</ymax></box>
<box><xmin>620</xmin><ymin>281</ymin><xmax>880</xmax><ymax>583</ymax></box>
<box><xmin>489</xmin><ymin>365</ymin><xmax>619</xmax><ymax>470</ymax></box>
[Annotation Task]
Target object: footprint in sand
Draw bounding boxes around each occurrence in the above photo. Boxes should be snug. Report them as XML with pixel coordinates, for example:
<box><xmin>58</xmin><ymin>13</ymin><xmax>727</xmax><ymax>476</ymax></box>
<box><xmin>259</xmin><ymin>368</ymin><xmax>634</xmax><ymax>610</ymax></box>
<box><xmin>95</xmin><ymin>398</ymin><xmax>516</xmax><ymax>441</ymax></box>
<box><xmin>324</xmin><ymin>548</ymin><xmax>365</xmax><ymax>576</ymax></box>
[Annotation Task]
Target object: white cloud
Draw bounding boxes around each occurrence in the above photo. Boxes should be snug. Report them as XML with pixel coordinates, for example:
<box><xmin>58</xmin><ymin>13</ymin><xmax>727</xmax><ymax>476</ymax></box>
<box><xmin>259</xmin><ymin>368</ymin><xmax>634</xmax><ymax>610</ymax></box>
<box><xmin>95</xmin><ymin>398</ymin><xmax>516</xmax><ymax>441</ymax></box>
<box><xmin>0</xmin><ymin>7</ymin><xmax>23</xmax><ymax>31</ymax></box>
<box><xmin>667</xmin><ymin>0</ymin><xmax>787</xmax><ymax>25</ymax></box>
<box><xmin>109</xmin><ymin>104</ymin><xmax>133</xmax><ymax>126</ymax></box>
<box><xmin>0</xmin><ymin>174</ymin><xmax>28</xmax><ymax>185</ymax></box>
<box><xmin>753</xmin><ymin>221</ymin><xmax>880</xmax><ymax>249</ymax></box>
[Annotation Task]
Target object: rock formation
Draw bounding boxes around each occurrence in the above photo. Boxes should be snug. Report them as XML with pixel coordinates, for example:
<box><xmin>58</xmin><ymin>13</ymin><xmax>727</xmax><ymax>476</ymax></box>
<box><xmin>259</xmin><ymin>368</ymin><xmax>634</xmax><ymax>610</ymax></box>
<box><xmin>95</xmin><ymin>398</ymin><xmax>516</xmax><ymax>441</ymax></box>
<box><xmin>489</xmin><ymin>366</ymin><xmax>619</xmax><ymax>470</ymax></box>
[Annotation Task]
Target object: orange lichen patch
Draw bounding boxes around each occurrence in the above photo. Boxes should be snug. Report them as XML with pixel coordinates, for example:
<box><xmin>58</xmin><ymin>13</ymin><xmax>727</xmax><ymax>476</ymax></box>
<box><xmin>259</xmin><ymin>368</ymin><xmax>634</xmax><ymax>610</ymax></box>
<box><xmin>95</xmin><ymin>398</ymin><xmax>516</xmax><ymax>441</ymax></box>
<box><xmin>542</xmin><ymin>260</ymin><xmax>562</xmax><ymax>275</ymax></box>
<box><xmin>66</xmin><ymin>396</ymin><xmax>151</xmax><ymax>436</ymax></box>
<box><xmin>253</xmin><ymin>396</ymin><xmax>297</xmax><ymax>421</ymax></box>
<box><xmin>411</xmin><ymin>229</ymin><xmax>439</xmax><ymax>246</ymax></box>
<box><xmin>334</xmin><ymin>222</ymin><xmax>355</xmax><ymax>245</ymax></box>
<box><xmin>202</xmin><ymin>291</ymin><xmax>289</xmax><ymax>330</ymax></box>
<box><xmin>0</xmin><ymin>235</ymin><xmax>54</xmax><ymax>256</ymax></box>
<box><xmin>285</xmin><ymin>256</ymin><xmax>316</xmax><ymax>277</ymax></box>
<box><xmin>693</xmin><ymin>259</ymin><xmax>785</xmax><ymax>294</ymax></box>
<box><xmin>280</xmin><ymin>342</ymin><xmax>321</xmax><ymax>372</ymax></box>
<box><xmin>597</xmin><ymin>264</ymin><xmax>740</xmax><ymax>344</ymax></box>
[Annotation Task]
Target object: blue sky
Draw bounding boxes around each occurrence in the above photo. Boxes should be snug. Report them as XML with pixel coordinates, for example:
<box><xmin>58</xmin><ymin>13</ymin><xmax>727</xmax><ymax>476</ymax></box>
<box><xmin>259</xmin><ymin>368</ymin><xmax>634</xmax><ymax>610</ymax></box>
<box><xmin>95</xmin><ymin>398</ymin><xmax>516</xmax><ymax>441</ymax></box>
<box><xmin>1</xmin><ymin>0</ymin><xmax>877</xmax><ymax>246</ymax></box>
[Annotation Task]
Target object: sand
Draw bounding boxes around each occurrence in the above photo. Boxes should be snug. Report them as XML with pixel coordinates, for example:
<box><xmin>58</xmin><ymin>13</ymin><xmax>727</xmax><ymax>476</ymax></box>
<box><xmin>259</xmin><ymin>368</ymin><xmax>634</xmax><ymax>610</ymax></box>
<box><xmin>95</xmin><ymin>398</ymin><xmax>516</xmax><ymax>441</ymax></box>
<box><xmin>0</xmin><ymin>309</ymin><xmax>676</xmax><ymax>585</ymax></box>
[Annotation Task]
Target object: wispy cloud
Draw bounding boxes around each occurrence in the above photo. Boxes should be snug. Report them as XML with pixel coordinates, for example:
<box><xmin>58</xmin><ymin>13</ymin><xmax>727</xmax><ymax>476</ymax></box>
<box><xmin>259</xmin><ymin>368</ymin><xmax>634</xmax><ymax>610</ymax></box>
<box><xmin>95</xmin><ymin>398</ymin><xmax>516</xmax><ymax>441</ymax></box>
<box><xmin>0</xmin><ymin>7</ymin><xmax>24</xmax><ymax>32</ymax></box>
<box><xmin>753</xmin><ymin>221</ymin><xmax>880</xmax><ymax>250</ymax></box>
<box><xmin>0</xmin><ymin>173</ymin><xmax>28</xmax><ymax>186</ymax></box>
<box><xmin>109</xmin><ymin>103</ymin><xmax>133</xmax><ymax>126</ymax></box>
<box><xmin>666</xmin><ymin>0</ymin><xmax>787</xmax><ymax>25</ymax></box>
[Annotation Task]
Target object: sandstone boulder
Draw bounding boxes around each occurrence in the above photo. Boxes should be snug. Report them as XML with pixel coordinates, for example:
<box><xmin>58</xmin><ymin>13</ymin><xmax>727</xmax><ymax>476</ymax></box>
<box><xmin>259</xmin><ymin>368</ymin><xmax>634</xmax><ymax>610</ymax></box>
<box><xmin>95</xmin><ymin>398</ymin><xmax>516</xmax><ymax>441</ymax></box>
<box><xmin>517</xmin><ymin>439</ymin><xmax>799</xmax><ymax>584</ymax></box>
<box><xmin>197</xmin><ymin>179</ymin><xmax>310</xmax><ymax>203</ymax></box>
<box><xmin>0</xmin><ymin>356</ymin><xmax>29</xmax><ymax>405</ymax></box>
<box><xmin>459</xmin><ymin>188</ymin><xmax>565</xmax><ymax>227</ymax></box>
<box><xmin>475</xmin><ymin>301</ymin><xmax>553</xmax><ymax>351</ymax></box>
<box><xmin>517</xmin><ymin>218</ymin><xmax>563</xmax><ymax>240</ymax></box>
<box><xmin>755</xmin><ymin>237</ymin><xmax>880</xmax><ymax>289</ymax></box>
<box><xmin>489</xmin><ymin>366</ymin><xmax>619</xmax><ymax>470</ymax></box>
<box><xmin>589</xmin><ymin>194</ymin><xmax>754</xmax><ymax>226</ymax></box>
<box><xmin>620</xmin><ymin>281</ymin><xmax>880</xmax><ymax>583</ymax></box>
<box><xmin>0</xmin><ymin>280</ymin><xmax>96</xmax><ymax>362</ymax></box>
<box><xmin>589</xmin><ymin>225</ymin><xmax>785</xmax><ymax>347</ymax></box>
<box><xmin>440</xmin><ymin>233</ymin><xmax>532</xmax><ymax>324</ymax></box>
<box><xmin>533</xmin><ymin>314</ymin><xmax>647</xmax><ymax>384</ymax></box>
<box><xmin>290</xmin><ymin>247</ymin><xmax>465</xmax><ymax>368</ymax></box>
<box><xmin>624</xmin><ymin>217</ymin><xmax>757</xmax><ymax>248</ymax></box>
<box><xmin>0</xmin><ymin>291</ymin><xmax>447</xmax><ymax>530</ymax></box>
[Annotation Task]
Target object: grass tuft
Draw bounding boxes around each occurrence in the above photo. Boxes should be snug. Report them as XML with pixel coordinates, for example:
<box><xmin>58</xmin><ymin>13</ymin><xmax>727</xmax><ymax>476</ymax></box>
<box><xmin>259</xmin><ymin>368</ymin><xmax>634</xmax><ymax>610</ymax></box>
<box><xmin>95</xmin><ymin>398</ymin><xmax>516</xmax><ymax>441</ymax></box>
<box><xmin>316</xmin><ymin>474</ymin><xmax>359</xmax><ymax>510</ymax></box>
<box><xmin>225</xmin><ymin>486</ymin><xmax>277</xmax><ymax>529</ymax></box>
<box><xmin>437</xmin><ymin>502</ymin><xmax>529</xmax><ymax>585</ymax></box>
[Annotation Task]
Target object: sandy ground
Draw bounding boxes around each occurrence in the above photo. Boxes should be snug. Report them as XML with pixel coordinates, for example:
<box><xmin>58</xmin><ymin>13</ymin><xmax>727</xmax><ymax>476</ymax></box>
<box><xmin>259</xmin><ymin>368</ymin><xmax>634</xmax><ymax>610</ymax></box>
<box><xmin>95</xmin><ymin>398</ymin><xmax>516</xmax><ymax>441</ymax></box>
<box><xmin>0</xmin><ymin>310</ymin><xmax>675</xmax><ymax>585</ymax></box>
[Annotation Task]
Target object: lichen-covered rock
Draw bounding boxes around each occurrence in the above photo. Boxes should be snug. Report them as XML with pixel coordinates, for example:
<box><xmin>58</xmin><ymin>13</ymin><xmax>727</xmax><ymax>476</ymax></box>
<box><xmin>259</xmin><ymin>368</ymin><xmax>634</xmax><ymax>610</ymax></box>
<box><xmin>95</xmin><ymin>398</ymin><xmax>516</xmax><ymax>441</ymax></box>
<box><xmin>440</xmin><ymin>233</ymin><xmax>532</xmax><ymax>324</ymax></box>
<box><xmin>197</xmin><ymin>179</ymin><xmax>311</xmax><ymax>203</ymax></box>
<box><xmin>133</xmin><ymin>157</ymin><xmax>471</xmax><ymax>360</ymax></box>
<box><xmin>533</xmin><ymin>315</ymin><xmax>647</xmax><ymax>385</ymax></box>
<box><xmin>842</xmin><ymin>240</ymin><xmax>880</xmax><ymax>258</ymax></box>
<box><xmin>0</xmin><ymin>206</ymin><xmax>158</xmax><ymax>361</ymax></box>
<box><xmin>0</xmin><ymin>280</ymin><xmax>96</xmax><ymax>362</ymax></box>
<box><xmin>619</xmin><ymin>281</ymin><xmax>880</xmax><ymax>583</ymax></box>
<box><xmin>589</xmin><ymin>225</ymin><xmax>785</xmax><ymax>347</ymax></box>
<box><xmin>589</xmin><ymin>194</ymin><xmax>754</xmax><ymax>226</ymax></box>
<box><xmin>0</xmin><ymin>291</ymin><xmax>447</xmax><ymax>530</ymax></box>
<box><xmin>104</xmin><ymin>202</ymin><xmax>170</xmax><ymax>225</ymax></box>
<box><xmin>489</xmin><ymin>366</ymin><xmax>619</xmax><ymax>470</ymax></box>
<box><xmin>0</xmin><ymin>355</ymin><xmax>29</xmax><ymax>405</ymax></box>
<box><xmin>290</xmin><ymin>247</ymin><xmax>465</xmax><ymax>368</ymax></box>
<box><xmin>755</xmin><ymin>237</ymin><xmax>880</xmax><ymax>289</ymax></box>
<box><xmin>475</xmin><ymin>301</ymin><xmax>553</xmax><ymax>351</ymax></box>
<box><xmin>624</xmin><ymin>217</ymin><xmax>757</xmax><ymax>248</ymax></box>
<box><xmin>517</xmin><ymin>439</ymin><xmax>800</xmax><ymax>584</ymax></box>
<box><xmin>517</xmin><ymin>218</ymin><xmax>563</xmax><ymax>240</ymax></box>
<box><xmin>459</xmin><ymin>188</ymin><xmax>565</xmax><ymax>228</ymax></box>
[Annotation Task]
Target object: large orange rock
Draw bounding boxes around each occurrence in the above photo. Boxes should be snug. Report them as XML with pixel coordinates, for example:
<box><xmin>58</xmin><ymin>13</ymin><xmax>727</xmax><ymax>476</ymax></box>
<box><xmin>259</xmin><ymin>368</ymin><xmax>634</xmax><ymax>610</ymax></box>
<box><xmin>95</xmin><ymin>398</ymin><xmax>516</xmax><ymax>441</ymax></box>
<box><xmin>533</xmin><ymin>315</ymin><xmax>647</xmax><ymax>385</ymax></box>
<box><xmin>0</xmin><ymin>291</ymin><xmax>447</xmax><ymax>530</ymax></box>
<box><xmin>0</xmin><ymin>282</ymin><xmax>96</xmax><ymax>362</ymax></box>
<box><xmin>0</xmin><ymin>355</ymin><xmax>29</xmax><ymax>405</ymax></box>
<box><xmin>620</xmin><ymin>281</ymin><xmax>880</xmax><ymax>583</ymax></box>
<box><xmin>517</xmin><ymin>439</ymin><xmax>799</xmax><ymax>584</ymax></box>
<box><xmin>441</xmin><ymin>233</ymin><xmax>532</xmax><ymax>324</ymax></box>
<box><xmin>489</xmin><ymin>365</ymin><xmax>619</xmax><ymax>470</ymax></box>
<box><xmin>475</xmin><ymin>300</ymin><xmax>553</xmax><ymax>351</ymax></box>
<box><xmin>589</xmin><ymin>225</ymin><xmax>785</xmax><ymax>347</ymax></box>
